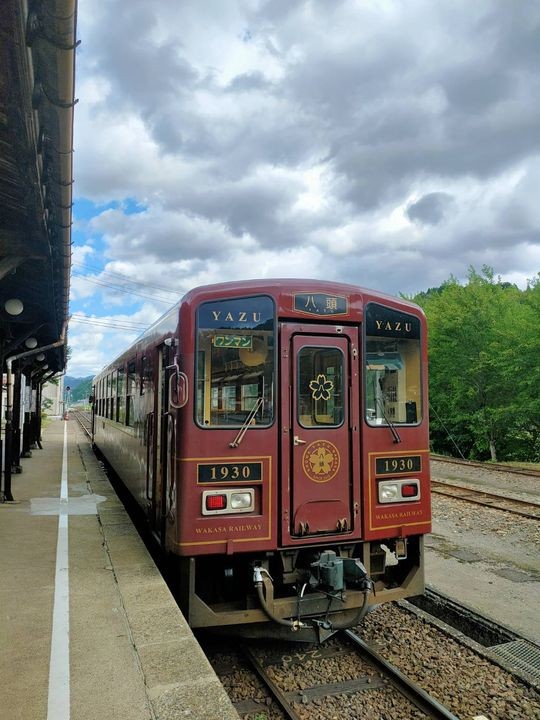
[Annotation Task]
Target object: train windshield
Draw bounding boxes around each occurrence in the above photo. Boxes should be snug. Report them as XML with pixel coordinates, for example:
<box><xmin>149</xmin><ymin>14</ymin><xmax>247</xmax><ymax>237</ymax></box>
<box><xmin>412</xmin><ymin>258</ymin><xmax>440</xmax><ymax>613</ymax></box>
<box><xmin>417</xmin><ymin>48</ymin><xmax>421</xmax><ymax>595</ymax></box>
<box><xmin>196</xmin><ymin>295</ymin><xmax>275</xmax><ymax>427</ymax></box>
<box><xmin>364</xmin><ymin>304</ymin><xmax>422</xmax><ymax>425</ymax></box>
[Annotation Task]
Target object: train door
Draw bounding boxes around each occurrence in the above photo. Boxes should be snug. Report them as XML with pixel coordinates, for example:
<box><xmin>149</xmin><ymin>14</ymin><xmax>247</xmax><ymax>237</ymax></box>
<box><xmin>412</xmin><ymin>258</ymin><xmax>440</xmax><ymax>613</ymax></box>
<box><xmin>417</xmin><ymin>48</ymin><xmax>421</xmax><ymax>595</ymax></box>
<box><xmin>151</xmin><ymin>343</ymin><xmax>173</xmax><ymax>541</ymax></box>
<box><xmin>281</xmin><ymin>324</ymin><xmax>360</xmax><ymax>538</ymax></box>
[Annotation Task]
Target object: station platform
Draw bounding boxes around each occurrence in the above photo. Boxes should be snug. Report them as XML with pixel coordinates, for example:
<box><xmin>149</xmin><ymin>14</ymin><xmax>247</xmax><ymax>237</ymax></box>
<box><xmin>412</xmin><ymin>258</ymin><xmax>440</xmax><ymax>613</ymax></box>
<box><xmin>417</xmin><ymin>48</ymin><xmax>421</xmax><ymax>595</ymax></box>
<box><xmin>0</xmin><ymin>418</ymin><xmax>239</xmax><ymax>720</ymax></box>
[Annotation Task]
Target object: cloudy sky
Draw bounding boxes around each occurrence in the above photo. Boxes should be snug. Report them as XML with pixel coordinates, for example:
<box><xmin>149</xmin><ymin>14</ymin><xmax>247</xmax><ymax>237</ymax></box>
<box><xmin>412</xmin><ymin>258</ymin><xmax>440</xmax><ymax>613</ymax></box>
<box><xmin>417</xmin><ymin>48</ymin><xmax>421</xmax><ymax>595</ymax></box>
<box><xmin>69</xmin><ymin>0</ymin><xmax>540</xmax><ymax>376</ymax></box>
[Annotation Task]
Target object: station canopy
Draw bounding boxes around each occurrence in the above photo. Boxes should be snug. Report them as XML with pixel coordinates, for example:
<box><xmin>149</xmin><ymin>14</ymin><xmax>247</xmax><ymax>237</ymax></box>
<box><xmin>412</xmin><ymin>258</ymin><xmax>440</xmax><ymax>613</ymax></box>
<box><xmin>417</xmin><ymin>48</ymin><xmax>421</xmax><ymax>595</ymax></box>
<box><xmin>0</xmin><ymin>0</ymin><xmax>77</xmax><ymax>374</ymax></box>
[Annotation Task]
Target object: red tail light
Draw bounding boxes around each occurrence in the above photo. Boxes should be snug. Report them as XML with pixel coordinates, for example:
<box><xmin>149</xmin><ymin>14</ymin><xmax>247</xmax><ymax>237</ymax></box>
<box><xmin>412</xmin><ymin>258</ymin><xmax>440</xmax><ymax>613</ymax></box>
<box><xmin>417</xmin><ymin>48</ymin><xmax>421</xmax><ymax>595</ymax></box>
<box><xmin>401</xmin><ymin>484</ymin><xmax>418</xmax><ymax>497</ymax></box>
<box><xmin>206</xmin><ymin>494</ymin><xmax>227</xmax><ymax>511</ymax></box>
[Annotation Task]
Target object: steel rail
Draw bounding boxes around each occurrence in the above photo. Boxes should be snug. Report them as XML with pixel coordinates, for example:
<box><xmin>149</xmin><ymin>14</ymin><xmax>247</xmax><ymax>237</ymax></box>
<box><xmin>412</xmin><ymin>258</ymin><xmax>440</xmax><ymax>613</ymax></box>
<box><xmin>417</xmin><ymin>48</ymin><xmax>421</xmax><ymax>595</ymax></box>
<box><xmin>238</xmin><ymin>643</ymin><xmax>299</xmax><ymax>720</ymax></box>
<box><xmin>237</xmin><ymin>634</ymin><xmax>459</xmax><ymax>720</ymax></box>
<box><xmin>431</xmin><ymin>480</ymin><xmax>540</xmax><ymax>519</ymax></box>
<box><xmin>342</xmin><ymin>629</ymin><xmax>460</xmax><ymax>720</ymax></box>
<box><xmin>72</xmin><ymin>409</ymin><xmax>92</xmax><ymax>440</ymax></box>
<box><xmin>431</xmin><ymin>454</ymin><xmax>540</xmax><ymax>479</ymax></box>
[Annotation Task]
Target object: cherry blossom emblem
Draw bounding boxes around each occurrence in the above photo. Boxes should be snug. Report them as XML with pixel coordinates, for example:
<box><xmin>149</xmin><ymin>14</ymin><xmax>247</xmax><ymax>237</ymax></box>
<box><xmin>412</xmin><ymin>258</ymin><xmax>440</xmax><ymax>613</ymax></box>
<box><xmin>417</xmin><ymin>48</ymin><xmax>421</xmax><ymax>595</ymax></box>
<box><xmin>309</xmin><ymin>374</ymin><xmax>334</xmax><ymax>401</ymax></box>
<box><xmin>302</xmin><ymin>440</ymin><xmax>340</xmax><ymax>483</ymax></box>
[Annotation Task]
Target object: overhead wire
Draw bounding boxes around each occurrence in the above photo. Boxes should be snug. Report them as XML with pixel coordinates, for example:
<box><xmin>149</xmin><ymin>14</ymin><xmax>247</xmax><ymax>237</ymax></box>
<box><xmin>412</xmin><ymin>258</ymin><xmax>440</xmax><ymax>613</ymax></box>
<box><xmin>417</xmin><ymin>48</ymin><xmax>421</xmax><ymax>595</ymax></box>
<box><xmin>70</xmin><ymin>261</ymin><xmax>177</xmax><ymax>332</ymax></box>
<box><xmin>71</xmin><ymin>261</ymin><xmax>180</xmax><ymax>297</ymax></box>
<box><xmin>70</xmin><ymin>315</ymin><xmax>149</xmax><ymax>332</ymax></box>
<box><xmin>71</xmin><ymin>271</ymin><xmax>175</xmax><ymax>304</ymax></box>
<box><xmin>71</xmin><ymin>313</ymin><xmax>147</xmax><ymax>326</ymax></box>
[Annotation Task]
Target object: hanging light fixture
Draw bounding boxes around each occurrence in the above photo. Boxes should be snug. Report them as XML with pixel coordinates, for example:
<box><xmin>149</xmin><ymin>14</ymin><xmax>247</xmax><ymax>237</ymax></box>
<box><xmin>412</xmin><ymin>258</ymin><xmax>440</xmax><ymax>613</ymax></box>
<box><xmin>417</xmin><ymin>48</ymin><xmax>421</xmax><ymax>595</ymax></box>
<box><xmin>36</xmin><ymin>353</ymin><xmax>46</xmax><ymax>361</ymax></box>
<box><xmin>25</xmin><ymin>337</ymin><xmax>38</xmax><ymax>349</ymax></box>
<box><xmin>4</xmin><ymin>298</ymin><xmax>24</xmax><ymax>316</ymax></box>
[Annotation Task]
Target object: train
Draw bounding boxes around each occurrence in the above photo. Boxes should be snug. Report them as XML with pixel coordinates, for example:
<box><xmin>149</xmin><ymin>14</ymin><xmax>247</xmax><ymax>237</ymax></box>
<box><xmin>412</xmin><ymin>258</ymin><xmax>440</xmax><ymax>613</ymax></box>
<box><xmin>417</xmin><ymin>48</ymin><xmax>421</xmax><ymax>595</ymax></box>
<box><xmin>91</xmin><ymin>279</ymin><xmax>431</xmax><ymax>642</ymax></box>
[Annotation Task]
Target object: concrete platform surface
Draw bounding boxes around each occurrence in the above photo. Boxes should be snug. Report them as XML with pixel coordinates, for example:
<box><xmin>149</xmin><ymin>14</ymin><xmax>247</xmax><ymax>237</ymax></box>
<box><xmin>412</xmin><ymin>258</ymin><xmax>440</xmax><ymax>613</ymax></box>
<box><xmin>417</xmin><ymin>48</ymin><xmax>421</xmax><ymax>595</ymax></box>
<box><xmin>0</xmin><ymin>418</ymin><xmax>239</xmax><ymax>720</ymax></box>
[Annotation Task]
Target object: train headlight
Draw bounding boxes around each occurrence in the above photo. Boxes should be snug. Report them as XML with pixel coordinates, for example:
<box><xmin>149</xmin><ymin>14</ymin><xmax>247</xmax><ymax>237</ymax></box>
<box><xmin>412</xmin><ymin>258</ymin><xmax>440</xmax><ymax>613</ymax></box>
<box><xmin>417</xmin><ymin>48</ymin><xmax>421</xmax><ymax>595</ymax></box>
<box><xmin>231</xmin><ymin>492</ymin><xmax>252</xmax><ymax>509</ymax></box>
<box><xmin>378</xmin><ymin>479</ymin><xmax>420</xmax><ymax>504</ymax></box>
<box><xmin>379</xmin><ymin>483</ymin><xmax>399</xmax><ymax>502</ymax></box>
<box><xmin>202</xmin><ymin>488</ymin><xmax>255</xmax><ymax>515</ymax></box>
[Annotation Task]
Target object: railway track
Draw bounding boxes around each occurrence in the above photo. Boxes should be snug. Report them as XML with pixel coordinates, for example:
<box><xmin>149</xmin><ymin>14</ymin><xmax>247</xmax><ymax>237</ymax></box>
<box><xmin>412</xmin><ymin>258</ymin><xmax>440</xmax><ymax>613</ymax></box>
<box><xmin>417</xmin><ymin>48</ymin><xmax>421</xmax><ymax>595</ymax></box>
<box><xmin>76</xmin><ymin>410</ymin><xmax>538</xmax><ymax>716</ymax></box>
<box><xmin>207</xmin><ymin>596</ymin><xmax>540</xmax><ymax>719</ymax></box>
<box><xmin>71</xmin><ymin>408</ymin><xmax>93</xmax><ymax>440</ymax></box>
<box><xmin>431</xmin><ymin>479</ymin><xmax>540</xmax><ymax>519</ymax></box>
<box><xmin>431</xmin><ymin>454</ymin><xmax>540</xmax><ymax>479</ymax></box>
<box><xmin>210</xmin><ymin>631</ymin><xmax>459</xmax><ymax>720</ymax></box>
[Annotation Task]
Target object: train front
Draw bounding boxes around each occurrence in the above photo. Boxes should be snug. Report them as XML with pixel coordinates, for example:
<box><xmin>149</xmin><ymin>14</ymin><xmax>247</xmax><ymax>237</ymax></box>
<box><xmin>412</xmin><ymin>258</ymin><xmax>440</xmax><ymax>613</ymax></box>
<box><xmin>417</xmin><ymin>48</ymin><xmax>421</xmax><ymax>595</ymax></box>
<box><xmin>167</xmin><ymin>280</ymin><xmax>431</xmax><ymax>642</ymax></box>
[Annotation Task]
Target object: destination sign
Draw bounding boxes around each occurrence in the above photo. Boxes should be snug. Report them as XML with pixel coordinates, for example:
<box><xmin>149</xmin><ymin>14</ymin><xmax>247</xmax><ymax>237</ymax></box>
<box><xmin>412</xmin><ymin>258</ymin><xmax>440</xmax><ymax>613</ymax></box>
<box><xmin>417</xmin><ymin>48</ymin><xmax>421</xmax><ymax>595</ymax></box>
<box><xmin>293</xmin><ymin>293</ymin><xmax>348</xmax><ymax>316</ymax></box>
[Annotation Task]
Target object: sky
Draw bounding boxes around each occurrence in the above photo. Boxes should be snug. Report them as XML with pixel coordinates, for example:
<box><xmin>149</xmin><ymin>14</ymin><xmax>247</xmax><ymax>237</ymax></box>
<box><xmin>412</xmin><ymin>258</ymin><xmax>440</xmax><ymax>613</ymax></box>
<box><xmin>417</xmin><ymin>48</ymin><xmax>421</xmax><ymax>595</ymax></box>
<box><xmin>68</xmin><ymin>0</ymin><xmax>540</xmax><ymax>377</ymax></box>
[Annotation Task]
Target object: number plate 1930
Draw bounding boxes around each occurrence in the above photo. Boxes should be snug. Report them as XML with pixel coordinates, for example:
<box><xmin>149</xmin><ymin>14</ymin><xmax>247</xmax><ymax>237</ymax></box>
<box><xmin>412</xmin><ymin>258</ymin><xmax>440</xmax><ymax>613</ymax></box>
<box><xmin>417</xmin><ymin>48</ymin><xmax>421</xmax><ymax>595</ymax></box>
<box><xmin>198</xmin><ymin>462</ymin><xmax>262</xmax><ymax>483</ymax></box>
<box><xmin>375</xmin><ymin>455</ymin><xmax>421</xmax><ymax>475</ymax></box>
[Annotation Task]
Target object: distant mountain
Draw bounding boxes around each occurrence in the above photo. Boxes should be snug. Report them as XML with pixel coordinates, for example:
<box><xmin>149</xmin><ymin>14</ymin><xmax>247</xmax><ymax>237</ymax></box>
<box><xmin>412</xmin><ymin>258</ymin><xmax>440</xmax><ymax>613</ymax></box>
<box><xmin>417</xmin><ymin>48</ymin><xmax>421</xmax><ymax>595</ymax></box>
<box><xmin>64</xmin><ymin>375</ymin><xmax>93</xmax><ymax>391</ymax></box>
<box><xmin>64</xmin><ymin>375</ymin><xmax>94</xmax><ymax>403</ymax></box>
<box><xmin>72</xmin><ymin>378</ymin><xmax>94</xmax><ymax>403</ymax></box>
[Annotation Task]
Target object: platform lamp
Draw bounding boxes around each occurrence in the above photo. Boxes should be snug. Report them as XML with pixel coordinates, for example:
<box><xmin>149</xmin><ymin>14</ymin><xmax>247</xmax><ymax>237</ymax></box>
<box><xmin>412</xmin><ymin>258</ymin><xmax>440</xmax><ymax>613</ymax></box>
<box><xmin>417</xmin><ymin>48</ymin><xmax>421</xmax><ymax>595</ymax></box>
<box><xmin>24</xmin><ymin>337</ymin><xmax>38</xmax><ymax>349</ymax></box>
<box><xmin>4</xmin><ymin>298</ymin><xmax>24</xmax><ymax>316</ymax></box>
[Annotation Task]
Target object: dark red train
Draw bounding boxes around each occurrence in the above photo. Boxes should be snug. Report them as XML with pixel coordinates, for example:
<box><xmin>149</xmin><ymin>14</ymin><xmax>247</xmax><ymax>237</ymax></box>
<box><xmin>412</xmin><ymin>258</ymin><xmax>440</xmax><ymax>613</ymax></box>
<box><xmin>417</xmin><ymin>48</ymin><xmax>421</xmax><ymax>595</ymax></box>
<box><xmin>92</xmin><ymin>279</ymin><xmax>431</xmax><ymax>641</ymax></box>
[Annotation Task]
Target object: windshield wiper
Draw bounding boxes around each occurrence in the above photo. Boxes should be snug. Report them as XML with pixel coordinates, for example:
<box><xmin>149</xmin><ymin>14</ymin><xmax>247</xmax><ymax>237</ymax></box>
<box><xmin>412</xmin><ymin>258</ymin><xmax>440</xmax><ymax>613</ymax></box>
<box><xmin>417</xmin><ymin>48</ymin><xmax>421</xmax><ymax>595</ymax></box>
<box><xmin>229</xmin><ymin>397</ymin><xmax>264</xmax><ymax>448</ymax></box>
<box><xmin>376</xmin><ymin>396</ymin><xmax>402</xmax><ymax>444</ymax></box>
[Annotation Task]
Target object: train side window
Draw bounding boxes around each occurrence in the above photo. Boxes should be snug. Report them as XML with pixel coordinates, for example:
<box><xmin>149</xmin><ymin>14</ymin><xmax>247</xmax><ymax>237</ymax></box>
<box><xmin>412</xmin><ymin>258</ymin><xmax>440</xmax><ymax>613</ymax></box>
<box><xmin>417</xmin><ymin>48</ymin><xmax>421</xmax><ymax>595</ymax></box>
<box><xmin>364</xmin><ymin>304</ymin><xmax>422</xmax><ymax>426</ymax></box>
<box><xmin>98</xmin><ymin>380</ymin><xmax>103</xmax><ymax>417</ymax></box>
<box><xmin>126</xmin><ymin>360</ymin><xmax>136</xmax><ymax>427</ymax></box>
<box><xmin>106</xmin><ymin>373</ymin><xmax>112</xmax><ymax>419</ymax></box>
<box><xmin>141</xmin><ymin>355</ymin><xmax>152</xmax><ymax>395</ymax></box>
<box><xmin>111</xmin><ymin>372</ymin><xmax>116</xmax><ymax>420</ymax></box>
<box><xmin>117</xmin><ymin>366</ymin><xmax>126</xmax><ymax>423</ymax></box>
<box><xmin>196</xmin><ymin>295</ymin><xmax>275</xmax><ymax>428</ymax></box>
<box><xmin>241</xmin><ymin>383</ymin><xmax>260</xmax><ymax>411</ymax></box>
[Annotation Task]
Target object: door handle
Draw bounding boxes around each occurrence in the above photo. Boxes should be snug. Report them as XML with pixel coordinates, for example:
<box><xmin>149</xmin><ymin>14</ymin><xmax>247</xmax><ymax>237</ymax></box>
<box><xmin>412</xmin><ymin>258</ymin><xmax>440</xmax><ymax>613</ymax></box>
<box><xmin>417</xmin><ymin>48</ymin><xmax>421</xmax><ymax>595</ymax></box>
<box><xmin>294</xmin><ymin>435</ymin><xmax>307</xmax><ymax>446</ymax></box>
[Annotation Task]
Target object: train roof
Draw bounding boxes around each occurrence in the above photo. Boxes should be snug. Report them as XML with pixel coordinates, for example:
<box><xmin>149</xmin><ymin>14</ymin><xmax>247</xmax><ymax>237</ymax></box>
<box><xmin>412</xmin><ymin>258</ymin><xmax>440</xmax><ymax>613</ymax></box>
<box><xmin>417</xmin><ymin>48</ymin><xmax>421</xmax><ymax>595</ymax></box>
<box><xmin>94</xmin><ymin>278</ymin><xmax>424</xmax><ymax>378</ymax></box>
<box><xmin>182</xmin><ymin>278</ymin><xmax>419</xmax><ymax>309</ymax></box>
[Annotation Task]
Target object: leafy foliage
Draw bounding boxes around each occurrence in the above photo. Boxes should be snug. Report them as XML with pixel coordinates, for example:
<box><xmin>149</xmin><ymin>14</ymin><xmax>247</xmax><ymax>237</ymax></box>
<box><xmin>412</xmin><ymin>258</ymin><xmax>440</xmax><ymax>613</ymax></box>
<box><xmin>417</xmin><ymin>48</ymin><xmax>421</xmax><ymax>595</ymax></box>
<box><xmin>66</xmin><ymin>376</ymin><xmax>94</xmax><ymax>403</ymax></box>
<box><xmin>410</xmin><ymin>267</ymin><xmax>540</xmax><ymax>461</ymax></box>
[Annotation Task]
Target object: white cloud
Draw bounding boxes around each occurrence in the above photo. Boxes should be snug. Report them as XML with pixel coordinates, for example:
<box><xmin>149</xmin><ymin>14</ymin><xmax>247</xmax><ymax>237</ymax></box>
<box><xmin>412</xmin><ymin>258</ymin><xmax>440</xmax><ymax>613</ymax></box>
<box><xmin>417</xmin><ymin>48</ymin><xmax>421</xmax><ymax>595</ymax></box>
<box><xmin>69</xmin><ymin>0</ymin><xmax>540</xmax><ymax>375</ymax></box>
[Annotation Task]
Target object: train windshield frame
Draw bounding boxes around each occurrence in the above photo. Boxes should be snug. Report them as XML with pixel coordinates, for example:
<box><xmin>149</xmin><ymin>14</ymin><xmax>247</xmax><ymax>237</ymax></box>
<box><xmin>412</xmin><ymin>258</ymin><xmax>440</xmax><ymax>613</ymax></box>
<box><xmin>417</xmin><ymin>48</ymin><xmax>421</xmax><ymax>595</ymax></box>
<box><xmin>364</xmin><ymin>303</ymin><xmax>422</xmax><ymax>426</ymax></box>
<box><xmin>195</xmin><ymin>295</ymin><xmax>275</xmax><ymax>428</ymax></box>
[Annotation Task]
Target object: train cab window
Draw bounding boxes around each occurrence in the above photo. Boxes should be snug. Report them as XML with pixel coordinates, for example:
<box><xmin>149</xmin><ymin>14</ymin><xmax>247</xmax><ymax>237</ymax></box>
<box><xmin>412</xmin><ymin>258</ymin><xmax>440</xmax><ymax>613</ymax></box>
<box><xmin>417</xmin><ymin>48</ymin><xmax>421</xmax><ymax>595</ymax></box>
<box><xmin>196</xmin><ymin>295</ymin><xmax>275</xmax><ymax>427</ymax></box>
<box><xmin>364</xmin><ymin>304</ymin><xmax>422</xmax><ymax>425</ymax></box>
<box><xmin>298</xmin><ymin>347</ymin><xmax>344</xmax><ymax>427</ymax></box>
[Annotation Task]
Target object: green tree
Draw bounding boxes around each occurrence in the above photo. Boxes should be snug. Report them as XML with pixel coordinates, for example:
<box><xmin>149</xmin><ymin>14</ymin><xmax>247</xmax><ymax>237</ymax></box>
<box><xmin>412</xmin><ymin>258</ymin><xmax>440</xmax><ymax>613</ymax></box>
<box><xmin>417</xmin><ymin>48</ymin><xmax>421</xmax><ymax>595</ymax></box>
<box><xmin>71</xmin><ymin>377</ymin><xmax>94</xmax><ymax>403</ymax></box>
<box><xmin>500</xmin><ymin>273</ymin><xmax>540</xmax><ymax>460</ymax></box>
<box><xmin>412</xmin><ymin>267</ymin><xmax>538</xmax><ymax>461</ymax></box>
